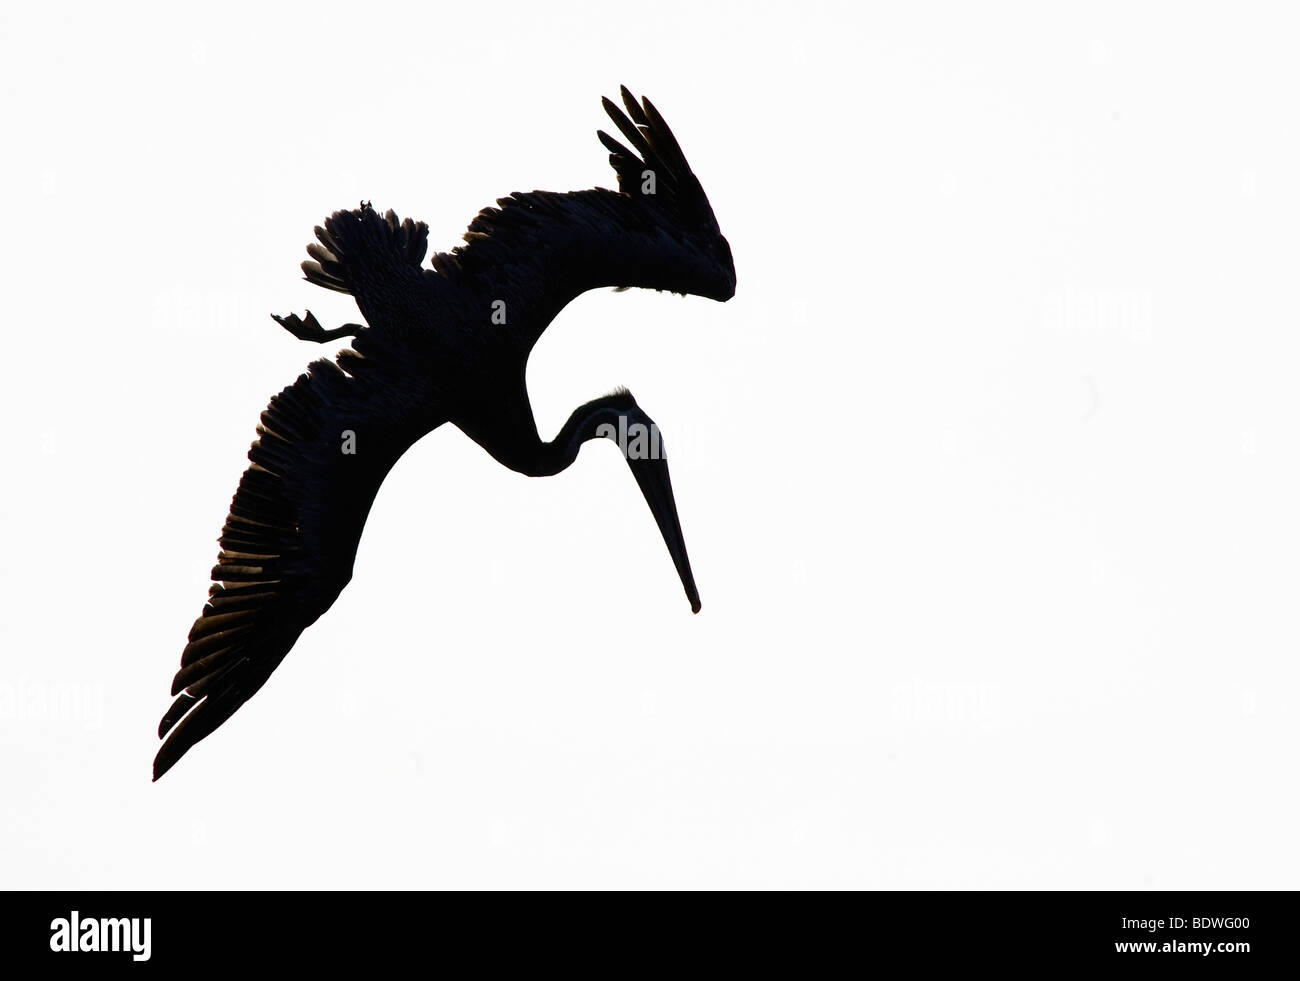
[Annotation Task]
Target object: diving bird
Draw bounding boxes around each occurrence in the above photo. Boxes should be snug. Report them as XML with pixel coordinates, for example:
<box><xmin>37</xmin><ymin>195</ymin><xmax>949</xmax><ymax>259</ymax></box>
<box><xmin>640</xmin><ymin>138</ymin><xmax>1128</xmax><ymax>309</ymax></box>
<box><xmin>153</xmin><ymin>87</ymin><xmax>735</xmax><ymax>781</ymax></box>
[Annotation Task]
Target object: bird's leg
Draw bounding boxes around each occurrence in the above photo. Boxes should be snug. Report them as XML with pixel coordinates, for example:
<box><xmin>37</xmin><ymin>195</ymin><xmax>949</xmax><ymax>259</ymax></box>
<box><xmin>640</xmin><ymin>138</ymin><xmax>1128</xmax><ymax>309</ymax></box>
<box><xmin>271</xmin><ymin>311</ymin><xmax>362</xmax><ymax>343</ymax></box>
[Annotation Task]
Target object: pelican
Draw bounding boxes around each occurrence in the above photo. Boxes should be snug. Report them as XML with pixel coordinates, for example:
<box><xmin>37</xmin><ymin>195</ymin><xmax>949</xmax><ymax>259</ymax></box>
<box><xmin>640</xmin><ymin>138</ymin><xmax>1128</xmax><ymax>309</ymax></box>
<box><xmin>153</xmin><ymin>88</ymin><xmax>735</xmax><ymax>780</ymax></box>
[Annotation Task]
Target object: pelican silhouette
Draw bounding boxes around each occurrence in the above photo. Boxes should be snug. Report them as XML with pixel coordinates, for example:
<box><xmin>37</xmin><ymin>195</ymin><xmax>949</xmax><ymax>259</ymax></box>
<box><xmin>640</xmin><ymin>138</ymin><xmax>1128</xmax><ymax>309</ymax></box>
<box><xmin>153</xmin><ymin>88</ymin><xmax>735</xmax><ymax>780</ymax></box>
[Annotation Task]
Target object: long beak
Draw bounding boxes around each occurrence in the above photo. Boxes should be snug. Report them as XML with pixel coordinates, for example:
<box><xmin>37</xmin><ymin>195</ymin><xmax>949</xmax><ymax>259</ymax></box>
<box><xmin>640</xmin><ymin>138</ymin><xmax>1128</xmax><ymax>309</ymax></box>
<box><xmin>626</xmin><ymin>450</ymin><xmax>701</xmax><ymax>613</ymax></box>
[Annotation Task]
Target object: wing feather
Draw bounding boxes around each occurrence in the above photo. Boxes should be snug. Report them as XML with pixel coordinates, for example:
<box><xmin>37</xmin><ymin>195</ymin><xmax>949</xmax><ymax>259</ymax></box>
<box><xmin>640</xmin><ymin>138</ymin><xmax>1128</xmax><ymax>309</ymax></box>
<box><xmin>154</xmin><ymin>332</ymin><xmax>443</xmax><ymax>780</ymax></box>
<box><xmin>418</xmin><ymin>88</ymin><xmax>728</xmax><ymax>346</ymax></box>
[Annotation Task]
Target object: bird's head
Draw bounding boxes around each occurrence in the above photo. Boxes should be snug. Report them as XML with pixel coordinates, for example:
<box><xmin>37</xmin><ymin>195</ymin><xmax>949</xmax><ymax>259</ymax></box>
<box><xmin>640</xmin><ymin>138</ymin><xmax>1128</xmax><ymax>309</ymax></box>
<box><xmin>697</xmin><ymin>220</ymin><xmax>736</xmax><ymax>302</ymax></box>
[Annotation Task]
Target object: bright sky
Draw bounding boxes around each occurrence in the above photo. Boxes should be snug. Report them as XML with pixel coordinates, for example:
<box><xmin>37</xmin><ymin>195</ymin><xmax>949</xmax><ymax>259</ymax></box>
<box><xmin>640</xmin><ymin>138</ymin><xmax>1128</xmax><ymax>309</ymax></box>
<box><xmin>3</xmin><ymin>1</ymin><xmax>1298</xmax><ymax>888</ymax></box>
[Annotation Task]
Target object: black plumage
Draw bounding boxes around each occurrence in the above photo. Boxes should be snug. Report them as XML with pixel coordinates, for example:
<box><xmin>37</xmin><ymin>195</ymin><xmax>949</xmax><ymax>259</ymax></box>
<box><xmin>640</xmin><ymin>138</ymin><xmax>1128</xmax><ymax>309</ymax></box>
<box><xmin>154</xmin><ymin>87</ymin><xmax>735</xmax><ymax>781</ymax></box>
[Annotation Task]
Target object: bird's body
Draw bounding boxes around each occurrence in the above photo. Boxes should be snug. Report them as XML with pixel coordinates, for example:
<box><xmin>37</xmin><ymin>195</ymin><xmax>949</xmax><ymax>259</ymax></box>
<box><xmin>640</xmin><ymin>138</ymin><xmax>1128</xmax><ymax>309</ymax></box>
<box><xmin>154</xmin><ymin>88</ymin><xmax>735</xmax><ymax>781</ymax></box>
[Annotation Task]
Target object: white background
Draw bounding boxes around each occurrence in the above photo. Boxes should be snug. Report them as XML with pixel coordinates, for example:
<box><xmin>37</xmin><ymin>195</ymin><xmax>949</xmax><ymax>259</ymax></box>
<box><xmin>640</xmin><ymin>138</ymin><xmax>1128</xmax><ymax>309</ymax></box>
<box><xmin>3</xmin><ymin>1</ymin><xmax>1297</xmax><ymax>888</ymax></box>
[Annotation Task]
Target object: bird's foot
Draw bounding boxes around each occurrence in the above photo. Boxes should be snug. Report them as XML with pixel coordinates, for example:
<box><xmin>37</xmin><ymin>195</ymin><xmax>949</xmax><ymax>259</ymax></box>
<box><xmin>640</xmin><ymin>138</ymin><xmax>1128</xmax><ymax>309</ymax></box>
<box><xmin>272</xmin><ymin>311</ymin><xmax>361</xmax><ymax>343</ymax></box>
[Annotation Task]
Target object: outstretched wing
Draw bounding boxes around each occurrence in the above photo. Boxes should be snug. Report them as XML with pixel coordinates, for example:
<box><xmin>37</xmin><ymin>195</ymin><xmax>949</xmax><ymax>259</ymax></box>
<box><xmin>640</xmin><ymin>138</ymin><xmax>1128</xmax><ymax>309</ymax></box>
<box><xmin>155</xmin><ymin>330</ymin><xmax>444</xmax><ymax>781</ymax></box>
<box><xmin>421</xmin><ymin>87</ymin><xmax>734</xmax><ymax>350</ymax></box>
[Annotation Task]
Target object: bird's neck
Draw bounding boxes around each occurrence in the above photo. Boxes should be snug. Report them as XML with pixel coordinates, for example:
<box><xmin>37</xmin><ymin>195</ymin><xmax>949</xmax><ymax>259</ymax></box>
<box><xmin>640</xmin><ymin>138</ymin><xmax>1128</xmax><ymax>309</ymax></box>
<box><xmin>455</xmin><ymin>389</ymin><xmax>639</xmax><ymax>479</ymax></box>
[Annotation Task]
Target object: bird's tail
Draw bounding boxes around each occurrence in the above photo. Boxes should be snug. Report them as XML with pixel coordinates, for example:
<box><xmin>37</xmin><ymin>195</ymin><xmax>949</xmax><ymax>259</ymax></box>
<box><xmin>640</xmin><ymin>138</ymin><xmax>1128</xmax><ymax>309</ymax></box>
<box><xmin>301</xmin><ymin>204</ymin><xmax>430</xmax><ymax>295</ymax></box>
